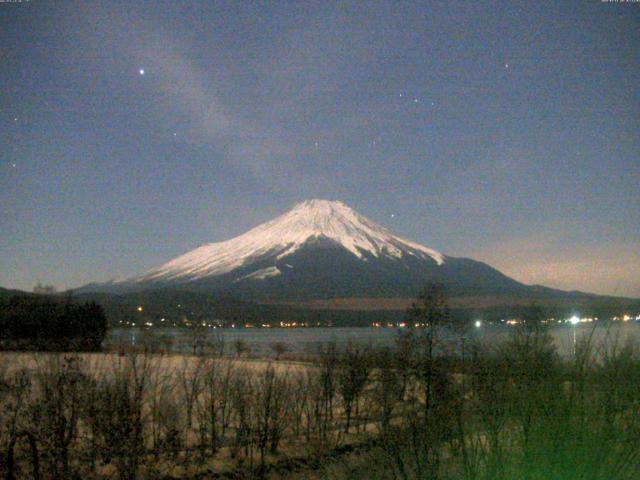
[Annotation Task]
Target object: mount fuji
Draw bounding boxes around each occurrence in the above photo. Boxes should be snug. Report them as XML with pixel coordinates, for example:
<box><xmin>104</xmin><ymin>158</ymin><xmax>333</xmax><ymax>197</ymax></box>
<box><xmin>82</xmin><ymin>199</ymin><xmax>552</xmax><ymax>302</ymax></box>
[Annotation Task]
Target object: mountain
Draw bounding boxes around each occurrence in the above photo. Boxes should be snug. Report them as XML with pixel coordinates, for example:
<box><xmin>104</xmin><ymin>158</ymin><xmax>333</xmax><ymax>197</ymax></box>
<box><xmin>81</xmin><ymin>199</ymin><xmax>618</xmax><ymax>308</ymax></box>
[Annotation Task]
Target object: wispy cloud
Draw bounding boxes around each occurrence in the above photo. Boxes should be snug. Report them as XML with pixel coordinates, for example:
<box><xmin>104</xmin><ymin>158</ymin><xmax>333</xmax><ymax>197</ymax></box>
<box><xmin>134</xmin><ymin>36</ymin><xmax>294</xmax><ymax>180</ymax></box>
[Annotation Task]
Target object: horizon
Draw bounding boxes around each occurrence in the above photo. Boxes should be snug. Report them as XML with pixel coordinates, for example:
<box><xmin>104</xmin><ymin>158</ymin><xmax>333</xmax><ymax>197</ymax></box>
<box><xmin>2</xmin><ymin>2</ymin><xmax>639</xmax><ymax>296</ymax></box>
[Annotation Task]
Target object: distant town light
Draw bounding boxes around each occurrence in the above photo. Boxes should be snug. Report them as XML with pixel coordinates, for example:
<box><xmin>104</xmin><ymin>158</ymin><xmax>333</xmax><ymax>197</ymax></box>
<box><xmin>137</xmin><ymin>306</ymin><xmax>143</xmax><ymax>312</ymax></box>
<box><xmin>569</xmin><ymin>315</ymin><xmax>580</xmax><ymax>325</ymax></box>
<box><xmin>475</xmin><ymin>320</ymin><xmax>482</xmax><ymax>328</ymax></box>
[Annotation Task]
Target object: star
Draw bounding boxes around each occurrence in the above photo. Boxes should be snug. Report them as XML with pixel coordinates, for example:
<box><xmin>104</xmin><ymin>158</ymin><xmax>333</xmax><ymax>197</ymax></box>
<box><xmin>139</xmin><ymin>69</ymin><xmax>145</xmax><ymax>75</ymax></box>
<box><xmin>173</xmin><ymin>132</ymin><xmax>177</xmax><ymax>137</ymax></box>
<box><xmin>390</xmin><ymin>213</ymin><xmax>395</xmax><ymax>218</ymax></box>
<box><xmin>11</xmin><ymin>163</ymin><xmax>16</xmax><ymax>168</ymax></box>
<box><xmin>504</xmin><ymin>63</ymin><xmax>509</xmax><ymax>69</ymax></box>
<box><xmin>14</xmin><ymin>117</ymin><xmax>18</xmax><ymax>121</ymax></box>
<box><xmin>413</xmin><ymin>98</ymin><xmax>419</xmax><ymax>103</ymax></box>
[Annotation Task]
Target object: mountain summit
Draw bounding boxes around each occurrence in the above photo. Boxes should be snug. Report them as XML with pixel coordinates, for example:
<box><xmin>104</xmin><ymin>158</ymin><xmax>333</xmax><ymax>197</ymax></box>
<box><xmin>83</xmin><ymin>199</ymin><xmax>545</xmax><ymax>300</ymax></box>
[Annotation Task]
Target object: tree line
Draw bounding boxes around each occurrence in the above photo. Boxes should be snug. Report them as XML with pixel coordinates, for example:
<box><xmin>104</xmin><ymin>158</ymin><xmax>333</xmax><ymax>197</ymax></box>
<box><xmin>0</xmin><ymin>294</ymin><xmax>108</xmax><ymax>351</ymax></box>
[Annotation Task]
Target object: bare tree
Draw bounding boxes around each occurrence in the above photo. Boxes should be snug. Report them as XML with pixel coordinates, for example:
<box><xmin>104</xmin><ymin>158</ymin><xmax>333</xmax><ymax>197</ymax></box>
<box><xmin>1</xmin><ymin>369</ymin><xmax>36</xmax><ymax>480</ymax></box>
<box><xmin>337</xmin><ymin>341</ymin><xmax>370</xmax><ymax>433</ymax></box>
<box><xmin>316</xmin><ymin>342</ymin><xmax>339</xmax><ymax>443</ymax></box>
<box><xmin>229</xmin><ymin>367</ymin><xmax>254</xmax><ymax>463</ymax></box>
<box><xmin>270</xmin><ymin>342</ymin><xmax>289</xmax><ymax>361</ymax></box>
<box><xmin>188</xmin><ymin>323</ymin><xmax>208</xmax><ymax>356</ymax></box>
<box><xmin>372</xmin><ymin>347</ymin><xmax>404</xmax><ymax>436</ymax></box>
<box><xmin>288</xmin><ymin>371</ymin><xmax>310</xmax><ymax>438</ymax></box>
<box><xmin>86</xmin><ymin>353</ymin><xmax>153</xmax><ymax>480</ymax></box>
<box><xmin>252</xmin><ymin>365</ymin><xmax>291</xmax><ymax>471</ymax></box>
<box><xmin>195</xmin><ymin>358</ymin><xmax>236</xmax><ymax>457</ymax></box>
<box><xmin>402</xmin><ymin>283</ymin><xmax>454</xmax><ymax>478</ymax></box>
<box><xmin>147</xmin><ymin>357</ymin><xmax>180</xmax><ymax>458</ymax></box>
<box><xmin>30</xmin><ymin>355</ymin><xmax>85</xmax><ymax>480</ymax></box>
<box><xmin>234</xmin><ymin>339</ymin><xmax>250</xmax><ymax>358</ymax></box>
<box><xmin>177</xmin><ymin>356</ymin><xmax>205</xmax><ymax>432</ymax></box>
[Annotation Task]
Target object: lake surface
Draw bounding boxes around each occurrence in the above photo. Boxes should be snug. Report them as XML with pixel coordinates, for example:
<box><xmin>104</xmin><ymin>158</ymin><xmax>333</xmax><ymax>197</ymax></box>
<box><xmin>109</xmin><ymin>322</ymin><xmax>640</xmax><ymax>358</ymax></box>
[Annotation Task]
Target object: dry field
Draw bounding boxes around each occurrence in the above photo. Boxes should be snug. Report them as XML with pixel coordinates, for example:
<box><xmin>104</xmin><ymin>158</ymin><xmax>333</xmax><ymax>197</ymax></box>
<box><xmin>0</xmin><ymin>351</ymin><xmax>310</xmax><ymax>377</ymax></box>
<box><xmin>2</xmin><ymin>323</ymin><xmax>640</xmax><ymax>480</ymax></box>
<box><xmin>0</xmin><ymin>347</ymin><xmax>385</xmax><ymax>479</ymax></box>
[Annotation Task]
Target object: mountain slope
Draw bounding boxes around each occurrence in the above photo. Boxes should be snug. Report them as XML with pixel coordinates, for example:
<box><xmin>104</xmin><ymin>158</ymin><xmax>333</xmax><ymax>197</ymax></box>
<box><xmin>80</xmin><ymin>199</ymin><xmax>611</xmax><ymax>304</ymax></box>
<box><xmin>126</xmin><ymin>199</ymin><xmax>444</xmax><ymax>285</ymax></box>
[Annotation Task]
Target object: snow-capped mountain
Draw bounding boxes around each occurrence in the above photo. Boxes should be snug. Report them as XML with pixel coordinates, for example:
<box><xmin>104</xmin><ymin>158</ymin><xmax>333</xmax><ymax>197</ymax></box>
<box><xmin>129</xmin><ymin>199</ymin><xmax>444</xmax><ymax>284</ymax></box>
<box><xmin>83</xmin><ymin>199</ymin><xmax>532</xmax><ymax>300</ymax></box>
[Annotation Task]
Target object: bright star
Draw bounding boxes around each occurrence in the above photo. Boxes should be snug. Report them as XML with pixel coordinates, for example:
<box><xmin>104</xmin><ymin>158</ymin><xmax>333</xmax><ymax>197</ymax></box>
<box><xmin>504</xmin><ymin>63</ymin><xmax>509</xmax><ymax>69</ymax></box>
<box><xmin>139</xmin><ymin>69</ymin><xmax>145</xmax><ymax>75</ymax></box>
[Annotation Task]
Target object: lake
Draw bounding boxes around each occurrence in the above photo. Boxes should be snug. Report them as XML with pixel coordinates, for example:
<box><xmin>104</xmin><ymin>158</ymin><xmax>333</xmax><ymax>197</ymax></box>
<box><xmin>109</xmin><ymin>321</ymin><xmax>640</xmax><ymax>358</ymax></box>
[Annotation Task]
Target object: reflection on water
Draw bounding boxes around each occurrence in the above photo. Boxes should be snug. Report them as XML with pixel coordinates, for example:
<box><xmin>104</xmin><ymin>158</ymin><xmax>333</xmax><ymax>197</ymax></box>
<box><xmin>109</xmin><ymin>322</ymin><xmax>640</xmax><ymax>358</ymax></box>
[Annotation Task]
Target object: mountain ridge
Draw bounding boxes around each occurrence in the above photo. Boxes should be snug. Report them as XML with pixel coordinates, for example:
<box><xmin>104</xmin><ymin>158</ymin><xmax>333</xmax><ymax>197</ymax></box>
<box><xmin>79</xmin><ymin>200</ymin><xmax>632</xmax><ymax>308</ymax></box>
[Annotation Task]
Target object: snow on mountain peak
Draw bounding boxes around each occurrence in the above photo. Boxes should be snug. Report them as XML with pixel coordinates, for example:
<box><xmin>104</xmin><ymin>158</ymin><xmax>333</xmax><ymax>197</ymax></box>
<box><xmin>127</xmin><ymin>199</ymin><xmax>444</xmax><ymax>284</ymax></box>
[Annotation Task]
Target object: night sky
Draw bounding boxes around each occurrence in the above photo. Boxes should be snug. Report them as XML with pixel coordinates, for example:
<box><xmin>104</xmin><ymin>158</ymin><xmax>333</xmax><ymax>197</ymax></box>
<box><xmin>1</xmin><ymin>1</ymin><xmax>639</xmax><ymax>296</ymax></box>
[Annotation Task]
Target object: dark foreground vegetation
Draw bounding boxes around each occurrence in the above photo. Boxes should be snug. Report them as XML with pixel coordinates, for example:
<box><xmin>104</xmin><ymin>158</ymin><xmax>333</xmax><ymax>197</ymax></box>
<box><xmin>0</xmin><ymin>294</ymin><xmax>108</xmax><ymax>351</ymax></box>
<box><xmin>1</xmin><ymin>285</ymin><xmax>639</xmax><ymax>479</ymax></box>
